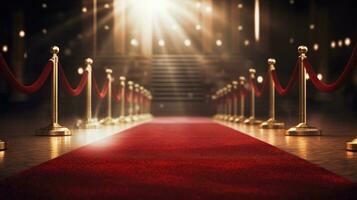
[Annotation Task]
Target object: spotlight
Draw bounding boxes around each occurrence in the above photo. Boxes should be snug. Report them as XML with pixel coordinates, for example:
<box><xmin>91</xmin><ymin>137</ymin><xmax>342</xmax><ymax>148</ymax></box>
<box><xmin>82</xmin><ymin>7</ymin><xmax>88</xmax><ymax>13</ymax></box>
<box><xmin>19</xmin><ymin>30</ymin><xmax>25</xmax><ymax>38</ymax></box>
<box><xmin>42</xmin><ymin>29</ymin><xmax>47</xmax><ymax>34</ymax></box>
<box><xmin>216</xmin><ymin>40</ymin><xmax>222</xmax><ymax>47</ymax></box>
<box><xmin>237</xmin><ymin>3</ymin><xmax>243</xmax><ymax>9</ymax></box>
<box><xmin>184</xmin><ymin>39</ymin><xmax>191</xmax><ymax>47</ymax></box>
<box><xmin>317</xmin><ymin>73</ymin><xmax>323</xmax><ymax>80</ymax></box>
<box><xmin>330</xmin><ymin>41</ymin><xmax>336</xmax><ymax>49</ymax></box>
<box><xmin>2</xmin><ymin>45</ymin><xmax>8</xmax><ymax>53</ymax></box>
<box><xmin>130</xmin><ymin>39</ymin><xmax>139</xmax><ymax>46</ymax></box>
<box><xmin>158</xmin><ymin>39</ymin><xmax>165</xmax><ymax>47</ymax></box>
<box><xmin>205</xmin><ymin>6</ymin><xmax>212</xmax><ymax>13</ymax></box>
<box><xmin>104</xmin><ymin>3</ymin><xmax>110</xmax><ymax>9</ymax></box>
<box><xmin>345</xmin><ymin>38</ymin><xmax>351</xmax><ymax>46</ymax></box>
<box><xmin>237</xmin><ymin>25</ymin><xmax>243</xmax><ymax>31</ymax></box>
<box><xmin>257</xmin><ymin>76</ymin><xmax>263</xmax><ymax>83</ymax></box>
<box><xmin>42</xmin><ymin>3</ymin><xmax>47</xmax><ymax>9</ymax></box>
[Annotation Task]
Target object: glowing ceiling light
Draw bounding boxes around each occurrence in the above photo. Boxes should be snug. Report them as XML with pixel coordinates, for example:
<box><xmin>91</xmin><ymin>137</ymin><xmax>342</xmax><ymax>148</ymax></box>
<box><xmin>317</xmin><ymin>73</ymin><xmax>323</xmax><ymax>80</ymax></box>
<box><xmin>216</xmin><ymin>40</ymin><xmax>222</xmax><ymax>47</ymax></box>
<box><xmin>244</xmin><ymin>39</ymin><xmax>250</xmax><ymax>46</ymax></box>
<box><xmin>104</xmin><ymin>3</ymin><xmax>110</xmax><ymax>9</ymax></box>
<box><xmin>290</xmin><ymin>0</ymin><xmax>295</xmax><ymax>4</ymax></box>
<box><xmin>158</xmin><ymin>39</ymin><xmax>165</xmax><ymax>47</ymax></box>
<box><xmin>205</xmin><ymin>6</ymin><xmax>212</xmax><ymax>13</ymax></box>
<box><xmin>19</xmin><ymin>30</ymin><xmax>25</xmax><ymax>38</ymax></box>
<box><xmin>2</xmin><ymin>45</ymin><xmax>8</xmax><ymax>53</ymax></box>
<box><xmin>42</xmin><ymin>3</ymin><xmax>47</xmax><ymax>9</ymax></box>
<box><xmin>338</xmin><ymin>40</ymin><xmax>343</xmax><ymax>47</ymax></box>
<box><xmin>313</xmin><ymin>43</ymin><xmax>319</xmax><ymax>51</ymax></box>
<box><xmin>257</xmin><ymin>76</ymin><xmax>263</xmax><ymax>83</ymax></box>
<box><xmin>82</xmin><ymin>7</ymin><xmax>87</xmax><ymax>13</ymax></box>
<box><xmin>254</xmin><ymin>0</ymin><xmax>260</xmax><ymax>42</ymax></box>
<box><xmin>195</xmin><ymin>24</ymin><xmax>202</xmax><ymax>31</ymax></box>
<box><xmin>309</xmin><ymin>24</ymin><xmax>315</xmax><ymax>30</ymax></box>
<box><xmin>184</xmin><ymin>39</ymin><xmax>191</xmax><ymax>47</ymax></box>
<box><xmin>237</xmin><ymin>25</ymin><xmax>243</xmax><ymax>31</ymax></box>
<box><xmin>330</xmin><ymin>41</ymin><xmax>336</xmax><ymax>48</ymax></box>
<box><xmin>104</xmin><ymin>25</ymin><xmax>110</xmax><ymax>30</ymax></box>
<box><xmin>130</xmin><ymin>39</ymin><xmax>139</xmax><ymax>46</ymax></box>
<box><xmin>289</xmin><ymin>37</ymin><xmax>294</xmax><ymax>44</ymax></box>
<box><xmin>42</xmin><ymin>28</ymin><xmax>47</xmax><ymax>34</ymax></box>
<box><xmin>237</xmin><ymin>3</ymin><xmax>243</xmax><ymax>9</ymax></box>
<box><xmin>77</xmin><ymin>67</ymin><xmax>84</xmax><ymax>75</ymax></box>
<box><xmin>345</xmin><ymin>38</ymin><xmax>351</xmax><ymax>46</ymax></box>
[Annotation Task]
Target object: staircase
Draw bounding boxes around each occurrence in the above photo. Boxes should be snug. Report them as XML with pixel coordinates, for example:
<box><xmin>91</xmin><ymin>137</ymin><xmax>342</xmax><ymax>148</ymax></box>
<box><xmin>150</xmin><ymin>55</ymin><xmax>211</xmax><ymax>116</ymax></box>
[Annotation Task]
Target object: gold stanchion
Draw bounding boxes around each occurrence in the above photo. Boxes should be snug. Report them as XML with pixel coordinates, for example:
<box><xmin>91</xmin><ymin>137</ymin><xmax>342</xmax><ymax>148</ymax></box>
<box><xmin>117</xmin><ymin>76</ymin><xmax>126</xmax><ymax>123</ymax></box>
<box><xmin>101</xmin><ymin>69</ymin><xmax>115</xmax><ymax>125</ymax></box>
<box><xmin>227</xmin><ymin>84</ymin><xmax>233</xmax><ymax>121</ymax></box>
<box><xmin>222</xmin><ymin>86</ymin><xmax>228</xmax><ymax>121</ymax></box>
<box><xmin>139</xmin><ymin>86</ymin><xmax>144</xmax><ymax>119</ymax></box>
<box><xmin>234</xmin><ymin>76</ymin><xmax>246</xmax><ymax>123</ymax></box>
<box><xmin>286</xmin><ymin>46</ymin><xmax>321</xmax><ymax>136</ymax></box>
<box><xmin>231</xmin><ymin>81</ymin><xmax>239</xmax><ymax>122</ymax></box>
<box><xmin>133</xmin><ymin>84</ymin><xmax>140</xmax><ymax>121</ymax></box>
<box><xmin>77</xmin><ymin>58</ymin><xmax>100</xmax><ymax>129</ymax></box>
<box><xmin>211</xmin><ymin>94</ymin><xmax>218</xmax><ymax>119</ymax></box>
<box><xmin>37</xmin><ymin>46</ymin><xmax>71</xmax><ymax>136</ymax></box>
<box><xmin>0</xmin><ymin>140</ymin><xmax>6</xmax><ymax>151</ymax></box>
<box><xmin>126</xmin><ymin>81</ymin><xmax>134</xmax><ymax>122</ymax></box>
<box><xmin>148</xmin><ymin>91</ymin><xmax>153</xmax><ymax>118</ymax></box>
<box><xmin>261</xmin><ymin>59</ymin><xmax>285</xmax><ymax>129</ymax></box>
<box><xmin>347</xmin><ymin>138</ymin><xmax>357</xmax><ymax>151</ymax></box>
<box><xmin>244</xmin><ymin>69</ymin><xmax>262</xmax><ymax>125</ymax></box>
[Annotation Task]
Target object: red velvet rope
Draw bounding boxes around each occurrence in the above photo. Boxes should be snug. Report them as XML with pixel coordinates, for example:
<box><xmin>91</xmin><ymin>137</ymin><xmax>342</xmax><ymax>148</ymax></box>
<box><xmin>270</xmin><ymin>61</ymin><xmax>299</xmax><ymax>96</ymax></box>
<box><xmin>93</xmin><ymin>76</ymin><xmax>109</xmax><ymax>99</ymax></box>
<box><xmin>114</xmin><ymin>85</ymin><xmax>123</xmax><ymax>102</ymax></box>
<box><xmin>249</xmin><ymin>72</ymin><xmax>269</xmax><ymax>97</ymax></box>
<box><xmin>304</xmin><ymin>44</ymin><xmax>357</xmax><ymax>92</ymax></box>
<box><xmin>0</xmin><ymin>54</ymin><xmax>52</xmax><ymax>94</ymax></box>
<box><xmin>239</xmin><ymin>85</ymin><xmax>249</xmax><ymax>97</ymax></box>
<box><xmin>58</xmin><ymin>64</ymin><xmax>88</xmax><ymax>96</ymax></box>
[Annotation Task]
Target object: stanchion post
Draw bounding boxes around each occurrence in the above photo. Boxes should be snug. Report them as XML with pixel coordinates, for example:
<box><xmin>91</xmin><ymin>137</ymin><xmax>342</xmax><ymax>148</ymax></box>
<box><xmin>117</xmin><ymin>76</ymin><xmax>126</xmax><ymax>123</ymax></box>
<box><xmin>286</xmin><ymin>46</ymin><xmax>321</xmax><ymax>136</ymax></box>
<box><xmin>261</xmin><ymin>59</ymin><xmax>285</xmax><ymax>129</ymax></box>
<box><xmin>222</xmin><ymin>87</ymin><xmax>228</xmax><ymax>121</ymax></box>
<box><xmin>139</xmin><ymin>86</ymin><xmax>144</xmax><ymax>119</ymax></box>
<box><xmin>244</xmin><ymin>69</ymin><xmax>262</xmax><ymax>125</ymax></box>
<box><xmin>226</xmin><ymin>84</ymin><xmax>233</xmax><ymax>121</ymax></box>
<box><xmin>235</xmin><ymin>76</ymin><xmax>246</xmax><ymax>123</ymax></box>
<box><xmin>101</xmin><ymin>69</ymin><xmax>115</xmax><ymax>125</ymax></box>
<box><xmin>77</xmin><ymin>58</ymin><xmax>100</xmax><ymax>128</ymax></box>
<box><xmin>37</xmin><ymin>46</ymin><xmax>71</xmax><ymax>136</ymax></box>
<box><xmin>231</xmin><ymin>81</ymin><xmax>239</xmax><ymax>122</ymax></box>
<box><xmin>133</xmin><ymin>84</ymin><xmax>140</xmax><ymax>121</ymax></box>
<box><xmin>126</xmin><ymin>81</ymin><xmax>134</xmax><ymax>122</ymax></box>
<box><xmin>148</xmin><ymin>91</ymin><xmax>153</xmax><ymax>117</ymax></box>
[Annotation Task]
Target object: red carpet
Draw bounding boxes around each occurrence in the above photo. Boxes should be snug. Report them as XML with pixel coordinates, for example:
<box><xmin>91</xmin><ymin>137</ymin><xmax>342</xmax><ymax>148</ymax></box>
<box><xmin>0</xmin><ymin>117</ymin><xmax>356</xmax><ymax>200</ymax></box>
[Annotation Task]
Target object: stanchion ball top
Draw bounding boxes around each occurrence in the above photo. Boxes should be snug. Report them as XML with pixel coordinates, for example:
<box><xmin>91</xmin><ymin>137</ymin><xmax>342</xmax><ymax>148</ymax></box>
<box><xmin>51</xmin><ymin>46</ymin><xmax>60</xmax><ymax>54</ymax></box>
<box><xmin>268</xmin><ymin>58</ymin><xmax>276</xmax><ymax>65</ymax></box>
<box><xmin>128</xmin><ymin>81</ymin><xmax>134</xmax><ymax>85</ymax></box>
<box><xmin>249</xmin><ymin>68</ymin><xmax>256</xmax><ymax>74</ymax></box>
<box><xmin>232</xmin><ymin>80</ymin><xmax>238</xmax><ymax>86</ymax></box>
<box><xmin>239</xmin><ymin>76</ymin><xmax>246</xmax><ymax>82</ymax></box>
<box><xmin>119</xmin><ymin>76</ymin><xmax>126</xmax><ymax>81</ymax></box>
<box><xmin>134</xmin><ymin>84</ymin><xmax>139</xmax><ymax>88</ymax></box>
<box><xmin>85</xmin><ymin>58</ymin><xmax>94</xmax><ymax>65</ymax></box>
<box><xmin>298</xmin><ymin>46</ymin><xmax>308</xmax><ymax>54</ymax></box>
<box><xmin>105</xmin><ymin>69</ymin><xmax>113</xmax><ymax>74</ymax></box>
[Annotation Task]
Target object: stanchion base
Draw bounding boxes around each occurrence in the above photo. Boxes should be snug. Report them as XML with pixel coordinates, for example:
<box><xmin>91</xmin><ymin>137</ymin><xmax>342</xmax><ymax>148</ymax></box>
<box><xmin>234</xmin><ymin>116</ymin><xmax>245</xmax><ymax>123</ymax></box>
<box><xmin>116</xmin><ymin>116</ymin><xmax>127</xmax><ymax>124</ymax></box>
<box><xmin>346</xmin><ymin>138</ymin><xmax>357</xmax><ymax>151</ymax></box>
<box><xmin>125</xmin><ymin>116</ymin><xmax>134</xmax><ymax>123</ymax></box>
<box><xmin>0</xmin><ymin>140</ymin><xmax>6</xmax><ymax>151</ymax></box>
<box><xmin>100</xmin><ymin>117</ymin><xmax>116</xmax><ymax>125</ymax></box>
<box><xmin>286</xmin><ymin>123</ymin><xmax>321</xmax><ymax>136</ymax></box>
<box><xmin>260</xmin><ymin>119</ymin><xmax>285</xmax><ymax>129</ymax></box>
<box><xmin>228</xmin><ymin>116</ymin><xmax>236</xmax><ymax>122</ymax></box>
<box><xmin>76</xmin><ymin>119</ymin><xmax>100</xmax><ymax>129</ymax></box>
<box><xmin>244</xmin><ymin>117</ymin><xmax>262</xmax><ymax>125</ymax></box>
<box><xmin>36</xmin><ymin>123</ymin><xmax>71</xmax><ymax>136</ymax></box>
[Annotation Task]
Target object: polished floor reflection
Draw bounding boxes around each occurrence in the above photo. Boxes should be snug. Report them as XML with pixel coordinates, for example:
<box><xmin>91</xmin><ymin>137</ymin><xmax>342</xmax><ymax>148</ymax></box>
<box><xmin>218</xmin><ymin>113</ymin><xmax>357</xmax><ymax>182</ymax></box>
<box><xmin>0</xmin><ymin>116</ymin><xmax>147</xmax><ymax>180</ymax></box>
